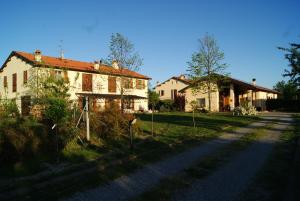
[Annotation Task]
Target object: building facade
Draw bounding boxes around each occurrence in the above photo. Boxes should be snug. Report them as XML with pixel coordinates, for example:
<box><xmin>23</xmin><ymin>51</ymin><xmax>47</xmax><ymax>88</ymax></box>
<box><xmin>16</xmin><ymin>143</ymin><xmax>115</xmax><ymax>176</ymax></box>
<box><xmin>154</xmin><ymin>75</ymin><xmax>191</xmax><ymax>100</ymax></box>
<box><xmin>0</xmin><ymin>50</ymin><xmax>150</xmax><ymax>114</ymax></box>
<box><xmin>180</xmin><ymin>77</ymin><xmax>279</xmax><ymax>112</ymax></box>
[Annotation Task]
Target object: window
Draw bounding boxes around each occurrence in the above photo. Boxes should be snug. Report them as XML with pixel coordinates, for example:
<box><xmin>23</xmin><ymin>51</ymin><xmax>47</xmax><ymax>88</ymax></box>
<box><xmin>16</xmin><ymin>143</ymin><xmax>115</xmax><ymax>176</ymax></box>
<box><xmin>23</xmin><ymin>71</ymin><xmax>28</xmax><ymax>84</ymax></box>
<box><xmin>82</xmin><ymin>73</ymin><xmax>93</xmax><ymax>91</ymax></box>
<box><xmin>124</xmin><ymin>98</ymin><xmax>134</xmax><ymax>110</ymax></box>
<box><xmin>171</xmin><ymin>89</ymin><xmax>177</xmax><ymax>99</ymax></box>
<box><xmin>123</xmin><ymin>78</ymin><xmax>133</xmax><ymax>89</ymax></box>
<box><xmin>12</xmin><ymin>73</ymin><xmax>17</xmax><ymax>92</ymax></box>
<box><xmin>160</xmin><ymin>90</ymin><xmax>164</xmax><ymax>96</ymax></box>
<box><xmin>50</xmin><ymin>70</ymin><xmax>68</xmax><ymax>81</ymax></box>
<box><xmin>3</xmin><ymin>76</ymin><xmax>7</xmax><ymax>88</ymax></box>
<box><xmin>63</xmin><ymin>71</ymin><xmax>69</xmax><ymax>82</ymax></box>
<box><xmin>108</xmin><ymin>76</ymin><xmax>116</xmax><ymax>92</ymax></box>
<box><xmin>136</xmin><ymin>79</ymin><xmax>145</xmax><ymax>89</ymax></box>
<box><xmin>197</xmin><ymin>98</ymin><xmax>206</xmax><ymax>108</ymax></box>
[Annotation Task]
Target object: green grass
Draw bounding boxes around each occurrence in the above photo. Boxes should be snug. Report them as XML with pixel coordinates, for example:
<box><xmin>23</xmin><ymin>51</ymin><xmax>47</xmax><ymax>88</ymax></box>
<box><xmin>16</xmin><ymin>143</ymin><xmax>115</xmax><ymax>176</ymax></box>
<box><xmin>133</xmin><ymin>125</ymin><xmax>271</xmax><ymax>201</ymax></box>
<box><xmin>239</xmin><ymin>114</ymin><xmax>300</xmax><ymax>201</ymax></box>
<box><xmin>1</xmin><ymin>112</ymin><xmax>259</xmax><ymax>200</ymax></box>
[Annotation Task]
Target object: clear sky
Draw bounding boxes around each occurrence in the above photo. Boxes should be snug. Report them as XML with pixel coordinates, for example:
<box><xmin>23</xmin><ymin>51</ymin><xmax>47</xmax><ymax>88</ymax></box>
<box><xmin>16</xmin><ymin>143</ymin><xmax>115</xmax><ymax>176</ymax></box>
<box><xmin>0</xmin><ymin>0</ymin><xmax>299</xmax><ymax>88</ymax></box>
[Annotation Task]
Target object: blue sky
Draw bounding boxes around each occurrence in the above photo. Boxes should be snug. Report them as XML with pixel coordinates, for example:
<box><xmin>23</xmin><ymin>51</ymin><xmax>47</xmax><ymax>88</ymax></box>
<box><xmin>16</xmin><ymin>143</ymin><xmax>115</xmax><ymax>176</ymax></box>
<box><xmin>0</xmin><ymin>0</ymin><xmax>299</xmax><ymax>88</ymax></box>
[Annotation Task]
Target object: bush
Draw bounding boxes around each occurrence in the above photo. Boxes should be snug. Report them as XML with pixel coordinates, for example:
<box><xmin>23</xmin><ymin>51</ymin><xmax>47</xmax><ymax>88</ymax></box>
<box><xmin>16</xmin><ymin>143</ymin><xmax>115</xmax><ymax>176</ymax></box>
<box><xmin>233</xmin><ymin>106</ymin><xmax>257</xmax><ymax>116</ymax></box>
<box><xmin>266</xmin><ymin>99</ymin><xmax>300</xmax><ymax>112</ymax></box>
<box><xmin>158</xmin><ymin>100</ymin><xmax>175</xmax><ymax>112</ymax></box>
<box><xmin>0</xmin><ymin>117</ymin><xmax>49</xmax><ymax>164</ymax></box>
<box><xmin>90</xmin><ymin>102</ymin><xmax>136</xmax><ymax>140</ymax></box>
<box><xmin>0</xmin><ymin>99</ymin><xmax>19</xmax><ymax>118</ymax></box>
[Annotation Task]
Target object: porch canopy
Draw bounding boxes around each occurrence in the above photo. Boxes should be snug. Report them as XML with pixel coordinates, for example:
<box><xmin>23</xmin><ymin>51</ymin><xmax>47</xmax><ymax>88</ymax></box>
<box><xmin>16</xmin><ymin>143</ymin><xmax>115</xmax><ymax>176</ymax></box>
<box><xmin>225</xmin><ymin>77</ymin><xmax>279</xmax><ymax>94</ymax></box>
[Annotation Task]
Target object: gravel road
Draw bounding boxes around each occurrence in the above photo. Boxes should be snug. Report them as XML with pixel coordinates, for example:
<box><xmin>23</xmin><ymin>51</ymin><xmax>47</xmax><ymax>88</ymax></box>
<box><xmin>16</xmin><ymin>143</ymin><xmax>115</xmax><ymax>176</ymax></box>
<box><xmin>171</xmin><ymin>114</ymin><xmax>293</xmax><ymax>201</ymax></box>
<box><xmin>63</xmin><ymin>119</ymin><xmax>269</xmax><ymax>201</ymax></box>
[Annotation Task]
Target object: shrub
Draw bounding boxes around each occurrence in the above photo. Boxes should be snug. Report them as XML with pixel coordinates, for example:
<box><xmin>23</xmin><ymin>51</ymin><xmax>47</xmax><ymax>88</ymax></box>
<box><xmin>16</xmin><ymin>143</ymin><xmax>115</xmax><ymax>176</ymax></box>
<box><xmin>233</xmin><ymin>106</ymin><xmax>257</xmax><ymax>116</ymax></box>
<box><xmin>266</xmin><ymin>99</ymin><xmax>300</xmax><ymax>112</ymax></box>
<box><xmin>158</xmin><ymin>100</ymin><xmax>175</xmax><ymax>112</ymax></box>
<box><xmin>0</xmin><ymin>99</ymin><xmax>19</xmax><ymax>118</ymax></box>
<box><xmin>0</xmin><ymin>117</ymin><xmax>48</xmax><ymax>164</ymax></box>
<box><xmin>90</xmin><ymin>102</ymin><xmax>136</xmax><ymax>140</ymax></box>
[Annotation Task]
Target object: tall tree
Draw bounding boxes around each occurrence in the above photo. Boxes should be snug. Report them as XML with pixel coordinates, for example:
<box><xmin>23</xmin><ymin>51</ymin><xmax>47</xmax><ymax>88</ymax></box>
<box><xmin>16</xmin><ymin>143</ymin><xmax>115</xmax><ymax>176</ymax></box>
<box><xmin>187</xmin><ymin>33</ymin><xmax>228</xmax><ymax>111</ymax></box>
<box><xmin>148</xmin><ymin>89</ymin><xmax>159</xmax><ymax>136</ymax></box>
<box><xmin>278</xmin><ymin>41</ymin><xmax>300</xmax><ymax>88</ymax></box>
<box><xmin>107</xmin><ymin>33</ymin><xmax>143</xmax><ymax>112</ymax></box>
<box><xmin>273</xmin><ymin>80</ymin><xmax>299</xmax><ymax>100</ymax></box>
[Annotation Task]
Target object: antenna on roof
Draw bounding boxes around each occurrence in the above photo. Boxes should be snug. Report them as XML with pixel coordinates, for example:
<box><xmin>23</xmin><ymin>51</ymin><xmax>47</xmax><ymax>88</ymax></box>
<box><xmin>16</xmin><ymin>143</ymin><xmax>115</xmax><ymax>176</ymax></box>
<box><xmin>58</xmin><ymin>40</ymin><xmax>64</xmax><ymax>59</ymax></box>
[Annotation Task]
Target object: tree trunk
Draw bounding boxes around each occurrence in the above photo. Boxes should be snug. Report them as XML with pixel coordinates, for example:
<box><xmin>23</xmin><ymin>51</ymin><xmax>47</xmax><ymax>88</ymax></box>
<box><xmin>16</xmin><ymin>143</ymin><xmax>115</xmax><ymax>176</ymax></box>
<box><xmin>193</xmin><ymin>110</ymin><xmax>195</xmax><ymax>128</ymax></box>
<box><xmin>208</xmin><ymin>82</ymin><xmax>212</xmax><ymax>111</ymax></box>
<box><xmin>151</xmin><ymin>105</ymin><xmax>154</xmax><ymax>136</ymax></box>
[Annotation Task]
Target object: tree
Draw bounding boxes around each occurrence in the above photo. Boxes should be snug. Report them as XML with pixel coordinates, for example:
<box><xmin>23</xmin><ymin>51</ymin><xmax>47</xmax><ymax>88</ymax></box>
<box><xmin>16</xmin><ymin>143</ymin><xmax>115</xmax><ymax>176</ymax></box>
<box><xmin>107</xmin><ymin>33</ymin><xmax>143</xmax><ymax>112</ymax></box>
<box><xmin>148</xmin><ymin>89</ymin><xmax>159</xmax><ymax>136</ymax></box>
<box><xmin>273</xmin><ymin>80</ymin><xmax>299</xmax><ymax>100</ymax></box>
<box><xmin>187</xmin><ymin>33</ymin><xmax>228</xmax><ymax>111</ymax></box>
<box><xmin>278</xmin><ymin>41</ymin><xmax>300</xmax><ymax>88</ymax></box>
<box><xmin>189</xmin><ymin>100</ymin><xmax>198</xmax><ymax>128</ymax></box>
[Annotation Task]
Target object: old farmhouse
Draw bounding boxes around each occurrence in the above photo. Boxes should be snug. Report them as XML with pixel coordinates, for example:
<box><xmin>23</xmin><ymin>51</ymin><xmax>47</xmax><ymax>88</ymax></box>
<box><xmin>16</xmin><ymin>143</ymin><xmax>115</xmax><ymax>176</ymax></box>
<box><xmin>0</xmin><ymin>50</ymin><xmax>150</xmax><ymax>114</ymax></box>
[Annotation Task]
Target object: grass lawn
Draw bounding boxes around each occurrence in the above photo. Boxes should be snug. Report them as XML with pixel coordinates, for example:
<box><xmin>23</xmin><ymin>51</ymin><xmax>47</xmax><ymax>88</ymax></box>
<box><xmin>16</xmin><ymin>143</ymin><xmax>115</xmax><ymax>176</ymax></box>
<box><xmin>0</xmin><ymin>112</ymin><xmax>260</xmax><ymax>200</ymax></box>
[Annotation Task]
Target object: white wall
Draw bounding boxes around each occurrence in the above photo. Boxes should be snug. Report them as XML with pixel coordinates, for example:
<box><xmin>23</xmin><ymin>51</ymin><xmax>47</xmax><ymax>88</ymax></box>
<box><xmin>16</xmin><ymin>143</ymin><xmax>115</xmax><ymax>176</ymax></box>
<box><xmin>184</xmin><ymin>86</ymin><xmax>219</xmax><ymax>112</ymax></box>
<box><xmin>154</xmin><ymin>78</ymin><xmax>188</xmax><ymax>100</ymax></box>
<box><xmin>0</xmin><ymin>55</ymin><xmax>149</xmax><ymax>112</ymax></box>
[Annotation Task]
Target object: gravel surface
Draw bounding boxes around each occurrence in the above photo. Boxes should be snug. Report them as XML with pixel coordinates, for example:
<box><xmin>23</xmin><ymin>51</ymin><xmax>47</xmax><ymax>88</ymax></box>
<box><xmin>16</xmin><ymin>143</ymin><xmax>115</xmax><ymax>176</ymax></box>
<box><xmin>63</xmin><ymin>120</ymin><xmax>269</xmax><ymax>201</ymax></box>
<box><xmin>171</xmin><ymin>114</ymin><xmax>293</xmax><ymax>201</ymax></box>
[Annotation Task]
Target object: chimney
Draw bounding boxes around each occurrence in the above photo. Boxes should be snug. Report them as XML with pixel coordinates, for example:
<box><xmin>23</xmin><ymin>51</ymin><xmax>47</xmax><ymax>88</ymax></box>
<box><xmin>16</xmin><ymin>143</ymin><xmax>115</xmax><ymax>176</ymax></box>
<box><xmin>112</xmin><ymin>60</ymin><xmax>119</xmax><ymax>69</ymax></box>
<box><xmin>94</xmin><ymin>60</ymin><xmax>100</xmax><ymax>70</ymax></box>
<box><xmin>252</xmin><ymin>78</ymin><xmax>256</xmax><ymax>85</ymax></box>
<box><xmin>179</xmin><ymin>74</ymin><xmax>185</xmax><ymax>79</ymax></box>
<box><xmin>34</xmin><ymin>50</ymin><xmax>42</xmax><ymax>62</ymax></box>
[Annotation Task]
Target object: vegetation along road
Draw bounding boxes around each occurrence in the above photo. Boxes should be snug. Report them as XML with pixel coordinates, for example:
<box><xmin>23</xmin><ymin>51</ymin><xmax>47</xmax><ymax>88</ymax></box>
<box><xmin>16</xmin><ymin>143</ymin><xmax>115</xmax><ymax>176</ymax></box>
<box><xmin>63</xmin><ymin>113</ymin><xmax>293</xmax><ymax>201</ymax></box>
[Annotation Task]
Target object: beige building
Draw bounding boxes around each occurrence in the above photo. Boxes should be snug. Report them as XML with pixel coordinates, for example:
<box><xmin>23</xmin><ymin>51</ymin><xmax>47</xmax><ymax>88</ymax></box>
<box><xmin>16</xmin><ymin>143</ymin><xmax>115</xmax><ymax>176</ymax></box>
<box><xmin>0</xmin><ymin>50</ymin><xmax>150</xmax><ymax>114</ymax></box>
<box><xmin>180</xmin><ymin>77</ymin><xmax>279</xmax><ymax>112</ymax></box>
<box><xmin>154</xmin><ymin>75</ymin><xmax>191</xmax><ymax>100</ymax></box>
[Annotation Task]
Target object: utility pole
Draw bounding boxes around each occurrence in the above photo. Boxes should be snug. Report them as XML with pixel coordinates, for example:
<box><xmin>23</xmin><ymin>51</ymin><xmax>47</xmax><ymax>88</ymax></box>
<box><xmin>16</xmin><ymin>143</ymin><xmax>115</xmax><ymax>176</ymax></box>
<box><xmin>85</xmin><ymin>96</ymin><xmax>90</xmax><ymax>141</ymax></box>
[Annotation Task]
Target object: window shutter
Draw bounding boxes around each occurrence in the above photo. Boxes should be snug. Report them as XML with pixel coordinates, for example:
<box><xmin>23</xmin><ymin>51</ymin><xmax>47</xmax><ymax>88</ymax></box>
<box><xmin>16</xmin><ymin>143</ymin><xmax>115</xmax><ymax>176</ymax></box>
<box><xmin>50</xmin><ymin>70</ymin><xmax>55</xmax><ymax>77</ymax></box>
<box><xmin>12</xmin><ymin>73</ymin><xmax>17</xmax><ymax>92</ymax></box>
<box><xmin>108</xmin><ymin>77</ymin><xmax>116</xmax><ymax>92</ymax></box>
<box><xmin>4</xmin><ymin>76</ymin><xmax>7</xmax><ymax>88</ymax></box>
<box><xmin>130</xmin><ymin>79</ymin><xmax>133</xmax><ymax>89</ymax></box>
<box><xmin>63</xmin><ymin>71</ymin><xmax>69</xmax><ymax>82</ymax></box>
<box><xmin>142</xmin><ymin>80</ymin><xmax>145</xmax><ymax>89</ymax></box>
<box><xmin>23</xmin><ymin>71</ymin><xmax>28</xmax><ymax>84</ymax></box>
<box><xmin>82</xmin><ymin>74</ymin><xmax>92</xmax><ymax>91</ymax></box>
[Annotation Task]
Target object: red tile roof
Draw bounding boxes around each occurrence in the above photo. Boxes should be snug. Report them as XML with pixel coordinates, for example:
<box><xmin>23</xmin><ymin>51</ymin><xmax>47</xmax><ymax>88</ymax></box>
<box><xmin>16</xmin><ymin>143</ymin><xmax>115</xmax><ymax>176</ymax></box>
<box><xmin>3</xmin><ymin>51</ymin><xmax>150</xmax><ymax>79</ymax></box>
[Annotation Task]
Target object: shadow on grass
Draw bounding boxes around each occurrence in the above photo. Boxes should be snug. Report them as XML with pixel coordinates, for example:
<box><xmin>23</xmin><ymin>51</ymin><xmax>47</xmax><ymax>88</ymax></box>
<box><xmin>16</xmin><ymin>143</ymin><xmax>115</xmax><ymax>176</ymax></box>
<box><xmin>137</xmin><ymin>113</ymin><xmax>259</xmax><ymax>132</ymax></box>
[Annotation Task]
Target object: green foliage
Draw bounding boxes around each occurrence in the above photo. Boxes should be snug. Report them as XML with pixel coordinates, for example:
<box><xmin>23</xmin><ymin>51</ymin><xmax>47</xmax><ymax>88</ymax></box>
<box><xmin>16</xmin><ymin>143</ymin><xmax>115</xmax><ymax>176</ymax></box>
<box><xmin>148</xmin><ymin>89</ymin><xmax>160</xmax><ymax>109</ymax></box>
<box><xmin>44</xmin><ymin>97</ymin><xmax>68</xmax><ymax>124</ymax></box>
<box><xmin>158</xmin><ymin>100</ymin><xmax>175</xmax><ymax>112</ymax></box>
<box><xmin>26</xmin><ymin>67</ymin><xmax>70</xmax><ymax>100</ymax></box>
<box><xmin>90</xmin><ymin>102</ymin><xmax>136</xmax><ymax>140</ymax></box>
<box><xmin>266</xmin><ymin>99</ymin><xmax>300</xmax><ymax>112</ymax></box>
<box><xmin>187</xmin><ymin>33</ymin><xmax>228</xmax><ymax>111</ymax></box>
<box><xmin>0</xmin><ymin>117</ymin><xmax>48</xmax><ymax>164</ymax></box>
<box><xmin>279</xmin><ymin>41</ymin><xmax>300</xmax><ymax>87</ymax></box>
<box><xmin>0</xmin><ymin>98</ymin><xmax>19</xmax><ymax>118</ymax></box>
<box><xmin>273</xmin><ymin>80</ymin><xmax>299</xmax><ymax>100</ymax></box>
<box><xmin>189</xmin><ymin>100</ymin><xmax>199</xmax><ymax>111</ymax></box>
